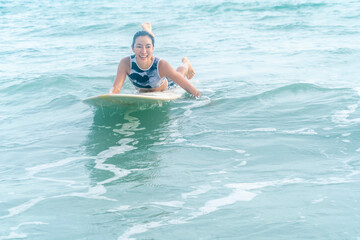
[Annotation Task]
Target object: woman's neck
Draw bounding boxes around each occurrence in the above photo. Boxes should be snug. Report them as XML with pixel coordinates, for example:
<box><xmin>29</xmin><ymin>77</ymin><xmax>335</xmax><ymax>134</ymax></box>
<box><xmin>136</xmin><ymin>55</ymin><xmax>154</xmax><ymax>70</ymax></box>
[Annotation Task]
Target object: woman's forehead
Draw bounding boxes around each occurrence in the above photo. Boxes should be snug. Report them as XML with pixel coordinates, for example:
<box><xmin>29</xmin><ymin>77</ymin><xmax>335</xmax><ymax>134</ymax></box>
<box><xmin>135</xmin><ymin>36</ymin><xmax>153</xmax><ymax>45</ymax></box>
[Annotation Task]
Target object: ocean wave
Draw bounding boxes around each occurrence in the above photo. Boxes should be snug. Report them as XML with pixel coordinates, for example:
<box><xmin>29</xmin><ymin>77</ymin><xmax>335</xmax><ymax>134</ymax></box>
<box><xmin>193</xmin><ymin>1</ymin><xmax>327</xmax><ymax>14</ymax></box>
<box><xmin>185</xmin><ymin>175</ymin><xmax>351</xmax><ymax>221</ymax></box>
<box><xmin>258</xmin><ymin>82</ymin><xmax>345</xmax><ymax>95</ymax></box>
<box><xmin>259</xmin><ymin>22</ymin><xmax>317</xmax><ymax>31</ymax></box>
<box><xmin>115</xmin><ymin>175</ymin><xmax>353</xmax><ymax>239</ymax></box>
<box><xmin>252</xmin><ymin>83</ymin><xmax>353</xmax><ymax>105</ymax></box>
<box><xmin>269</xmin><ymin>2</ymin><xmax>327</xmax><ymax>11</ymax></box>
<box><xmin>1</xmin><ymin>75</ymin><xmax>78</xmax><ymax>95</ymax></box>
<box><xmin>75</xmin><ymin>23</ymin><xmax>114</xmax><ymax>34</ymax></box>
<box><xmin>193</xmin><ymin>2</ymin><xmax>240</xmax><ymax>14</ymax></box>
<box><xmin>213</xmin><ymin>83</ymin><xmax>354</xmax><ymax>107</ymax></box>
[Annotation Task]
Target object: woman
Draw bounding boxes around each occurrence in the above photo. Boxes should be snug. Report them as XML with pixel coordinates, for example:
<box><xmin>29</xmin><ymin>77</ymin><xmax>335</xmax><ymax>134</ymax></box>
<box><xmin>110</xmin><ymin>23</ymin><xmax>201</xmax><ymax>97</ymax></box>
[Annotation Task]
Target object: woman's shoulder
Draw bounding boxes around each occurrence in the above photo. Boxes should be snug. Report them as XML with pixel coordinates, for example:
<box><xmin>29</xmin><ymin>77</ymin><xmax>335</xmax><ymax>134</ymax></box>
<box><xmin>119</xmin><ymin>56</ymin><xmax>131</xmax><ymax>65</ymax></box>
<box><xmin>158</xmin><ymin>58</ymin><xmax>174</xmax><ymax>77</ymax></box>
<box><xmin>118</xmin><ymin>56</ymin><xmax>131</xmax><ymax>74</ymax></box>
<box><xmin>158</xmin><ymin>58</ymin><xmax>170</xmax><ymax>68</ymax></box>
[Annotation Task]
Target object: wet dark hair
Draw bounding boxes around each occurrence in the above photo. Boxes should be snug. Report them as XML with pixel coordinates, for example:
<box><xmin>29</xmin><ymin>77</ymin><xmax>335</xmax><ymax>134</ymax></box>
<box><xmin>131</xmin><ymin>30</ymin><xmax>155</xmax><ymax>48</ymax></box>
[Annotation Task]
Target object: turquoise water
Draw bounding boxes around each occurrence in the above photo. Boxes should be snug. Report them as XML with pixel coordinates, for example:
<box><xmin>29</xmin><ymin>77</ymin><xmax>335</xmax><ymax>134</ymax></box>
<box><xmin>1</xmin><ymin>0</ymin><xmax>360</xmax><ymax>239</ymax></box>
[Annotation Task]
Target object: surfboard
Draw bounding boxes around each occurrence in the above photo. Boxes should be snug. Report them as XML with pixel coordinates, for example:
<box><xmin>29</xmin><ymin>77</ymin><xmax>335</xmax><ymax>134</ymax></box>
<box><xmin>83</xmin><ymin>90</ymin><xmax>183</xmax><ymax>107</ymax></box>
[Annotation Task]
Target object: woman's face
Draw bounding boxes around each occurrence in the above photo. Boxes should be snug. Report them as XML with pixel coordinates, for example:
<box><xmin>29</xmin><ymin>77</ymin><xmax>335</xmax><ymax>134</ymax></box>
<box><xmin>132</xmin><ymin>35</ymin><xmax>154</xmax><ymax>64</ymax></box>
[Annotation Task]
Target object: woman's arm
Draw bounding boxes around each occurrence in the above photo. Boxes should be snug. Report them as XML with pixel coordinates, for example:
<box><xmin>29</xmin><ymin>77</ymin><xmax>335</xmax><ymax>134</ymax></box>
<box><xmin>110</xmin><ymin>57</ymin><xmax>130</xmax><ymax>94</ymax></box>
<box><xmin>159</xmin><ymin>60</ymin><xmax>201</xmax><ymax>97</ymax></box>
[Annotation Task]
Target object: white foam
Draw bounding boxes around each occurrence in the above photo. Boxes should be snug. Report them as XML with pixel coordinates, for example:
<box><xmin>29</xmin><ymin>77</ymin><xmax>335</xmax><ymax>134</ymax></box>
<box><xmin>55</xmin><ymin>185</ymin><xmax>117</xmax><ymax>202</ymax></box>
<box><xmin>197</xmin><ymin>189</ymin><xmax>256</xmax><ymax>215</ymax></box>
<box><xmin>118</xmin><ymin>221</ymin><xmax>163</xmax><ymax>240</ymax></box>
<box><xmin>96</xmin><ymin>139</ymin><xmax>136</xmax><ymax>159</ymax></box>
<box><xmin>25</xmin><ymin>142</ymin><xmax>133</xmax><ymax>204</ymax></box>
<box><xmin>332</xmin><ymin>104</ymin><xmax>360</xmax><ymax>125</ymax></box>
<box><xmin>173</xmin><ymin>138</ymin><xmax>186</xmax><ymax>143</ymax></box>
<box><xmin>168</xmin><ymin>218</ymin><xmax>188</xmax><ymax>225</ymax></box>
<box><xmin>188</xmin><ymin>179</ymin><xmax>306</xmax><ymax>219</ymax></box>
<box><xmin>150</xmin><ymin>201</ymin><xmax>184</xmax><ymax>208</ymax></box>
<box><xmin>236</xmin><ymin>161</ymin><xmax>247</xmax><ymax>167</ymax></box>
<box><xmin>208</xmin><ymin>170</ymin><xmax>227</xmax><ymax>175</ymax></box>
<box><xmin>355</xmin><ymin>87</ymin><xmax>360</xmax><ymax>96</ymax></box>
<box><xmin>168</xmin><ymin>123</ymin><xmax>187</xmax><ymax>144</ymax></box>
<box><xmin>282</xmin><ymin>128</ymin><xmax>317</xmax><ymax>135</ymax></box>
<box><xmin>313</xmin><ymin>177</ymin><xmax>349</xmax><ymax>185</ymax></box>
<box><xmin>0</xmin><ymin>232</ymin><xmax>27</xmax><ymax>240</ymax></box>
<box><xmin>0</xmin><ymin>197</ymin><xmax>44</xmax><ymax>220</ymax></box>
<box><xmin>312</xmin><ymin>197</ymin><xmax>326</xmax><ymax>204</ymax></box>
<box><xmin>113</xmin><ymin>112</ymin><xmax>143</xmax><ymax>137</ymax></box>
<box><xmin>200</xmin><ymin>145</ymin><xmax>232</xmax><ymax>151</ymax></box>
<box><xmin>34</xmin><ymin>177</ymin><xmax>78</xmax><ymax>186</ymax></box>
<box><xmin>182</xmin><ymin>185</ymin><xmax>212</xmax><ymax>199</ymax></box>
<box><xmin>26</xmin><ymin>156</ymin><xmax>88</xmax><ymax>176</ymax></box>
<box><xmin>187</xmin><ymin>143</ymin><xmax>246</xmax><ymax>154</ymax></box>
<box><xmin>10</xmin><ymin>221</ymin><xmax>48</xmax><ymax>231</ymax></box>
<box><xmin>235</xmin><ymin>149</ymin><xmax>246</xmax><ymax>154</ymax></box>
<box><xmin>250</xmin><ymin>128</ymin><xmax>277</xmax><ymax>132</ymax></box>
<box><xmin>115</xmin><ymin>175</ymin><xmax>352</xmax><ymax>240</ymax></box>
<box><xmin>94</xmin><ymin>139</ymin><xmax>134</xmax><ymax>186</ymax></box>
<box><xmin>226</xmin><ymin>181</ymin><xmax>274</xmax><ymax>190</ymax></box>
<box><xmin>184</xmin><ymin>109</ymin><xmax>192</xmax><ymax>116</ymax></box>
<box><xmin>181</xmin><ymin>97</ymin><xmax>211</xmax><ymax>117</ymax></box>
<box><xmin>25</xmin><ymin>156</ymin><xmax>84</xmax><ymax>187</ymax></box>
<box><xmin>108</xmin><ymin>205</ymin><xmax>131</xmax><ymax>213</ymax></box>
<box><xmin>230</xmin><ymin>128</ymin><xmax>277</xmax><ymax>134</ymax></box>
<box><xmin>96</xmin><ymin>163</ymin><xmax>131</xmax><ymax>186</ymax></box>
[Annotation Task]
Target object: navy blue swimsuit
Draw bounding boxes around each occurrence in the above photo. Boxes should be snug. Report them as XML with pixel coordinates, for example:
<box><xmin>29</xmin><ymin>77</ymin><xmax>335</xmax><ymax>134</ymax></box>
<box><xmin>127</xmin><ymin>55</ymin><xmax>166</xmax><ymax>89</ymax></box>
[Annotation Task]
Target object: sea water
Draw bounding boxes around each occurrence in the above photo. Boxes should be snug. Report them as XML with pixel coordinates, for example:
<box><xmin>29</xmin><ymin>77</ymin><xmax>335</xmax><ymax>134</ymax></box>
<box><xmin>1</xmin><ymin>0</ymin><xmax>360</xmax><ymax>239</ymax></box>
